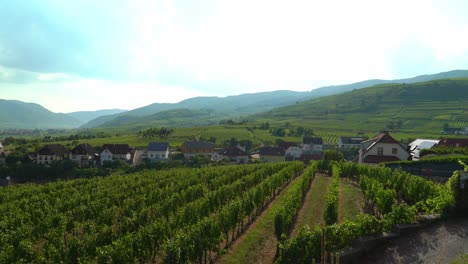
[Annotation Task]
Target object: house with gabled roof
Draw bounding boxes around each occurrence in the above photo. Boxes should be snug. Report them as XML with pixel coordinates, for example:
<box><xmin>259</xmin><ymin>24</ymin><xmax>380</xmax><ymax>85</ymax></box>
<box><xmin>218</xmin><ymin>147</ymin><xmax>249</xmax><ymax>164</ymax></box>
<box><xmin>302</xmin><ymin>137</ymin><xmax>323</xmax><ymax>154</ymax></box>
<box><xmin>181</xmin><ymin>141</ymin><xmax>215</xmax><ymax>159</ymax></box>
<box><xmin>70</xmin><ymin>143</ymin><xmax>97</xmax><ymax>167</ymax></box>
<box><xmin>258</xmin><ymin>147</ymin><xmax>285</xmax><ymax>163</ymax></box>
<box><xmin>100</xmin><ymin>144</ymin><xmax>132</xmax><ymax>165</ymax></box>
<box><xmin>147</xmin><ymin>142</ymin><xmax>170</xmax><ymax>162</ymax></box>
<box><xmin>36</xmin><ymin>144</ymin><xmax>69</xmax><ymax>165</ymax></box>
<box><xmin>358</xmin><ymin>131</ymin><xmax>410</xmax><ymax>164</ymax></box>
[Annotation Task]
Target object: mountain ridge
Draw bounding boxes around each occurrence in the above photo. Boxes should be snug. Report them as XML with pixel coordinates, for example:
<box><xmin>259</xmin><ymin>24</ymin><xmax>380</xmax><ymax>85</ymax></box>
<box><xmin>81</xmin><ymin>69</ymin><xmax>468</xmax><ymax>128</ymax></box>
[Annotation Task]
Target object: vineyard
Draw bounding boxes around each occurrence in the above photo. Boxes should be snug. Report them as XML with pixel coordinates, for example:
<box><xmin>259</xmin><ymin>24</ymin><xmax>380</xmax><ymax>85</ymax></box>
<box><xmin>0</xmin><ymin>161</ymin><xmax>461</xmax><ymax>263</ymax></box>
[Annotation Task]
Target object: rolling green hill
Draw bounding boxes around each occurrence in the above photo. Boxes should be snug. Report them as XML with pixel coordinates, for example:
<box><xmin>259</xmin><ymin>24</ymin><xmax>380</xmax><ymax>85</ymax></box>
<box><xmin>80</xmin><ymin>90</ymin><xmax>313</xmax><ymax>128</ymax></box>
<box><xmin>66</xmin><ymin>109</ymin><xmax>126</xmax><ymax>125</ymax></box>
<box><xmin>81</xmin><ymin>69</ymin><xmax>468</xmax><ymax>129</ymax></box>
<box><xmin>257</xmin><ymin>78</ymin><xmax>468</xmax><ymax>135</ymax></box>
<box><xmin>0</xmin><ymin>99</ymin><xmax>80</xmax><ymax>129</ymax></box>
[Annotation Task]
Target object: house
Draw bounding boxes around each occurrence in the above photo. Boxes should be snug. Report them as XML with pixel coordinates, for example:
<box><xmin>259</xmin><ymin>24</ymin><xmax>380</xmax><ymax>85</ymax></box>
<box><xmin>258</xmin><ymin>147</ymin><xmax>285</xmax><ymax>163</ymax></box>
<box><xmin>358</xmin><ymin>131</ymin><xmax>410</xmax><ymax>164</ymax></box>
<box><xmin>408</xmin><ymin>139</ymin><xmax>439</xmax><ymax>160</ymax></box>
<box><xmin>285</xmin><ymin>146</ymin><xmax>303</xmax><ymax>160</ymax></box>
<box><xmin>181</xmin><ymin>141</ymin><xmax>216</xmax><ymax>159</ymax></box>
<box><xmin>36</xmin><ymin>144</ymin><xmax>69</xmax><ymax>165</ymax></box>
<box><xmin>100</xmin><ymin>144</ymin><xmax>132</xmax><ymax>165</ymax></box>
<box><xmin>436</xmin><ymin>138</ymin><xmax>468</xmax><ymax>148</ymax></box>
<box><xmin>338</xmin><ymin>137</ymin><xmax>364</xmax><ymax>149</ymax></box>
<box><xmin>218</xmin><ymin>147</ymin><xmax>249</xmax><ymax>164</ymax></box>
<box><xmin>147</xmin><ymin>142</ymin><xmax>170</xmax><ymax>162</ymax></box>
<box><xmin>302</xmin><ymin>137</ymin><xmax>323</xmax><ymax>154</ymax></box>
<box><xmin>69</xmin><ymin>144</ymin><xmax>97</xmax><ymax>167</ymax></box>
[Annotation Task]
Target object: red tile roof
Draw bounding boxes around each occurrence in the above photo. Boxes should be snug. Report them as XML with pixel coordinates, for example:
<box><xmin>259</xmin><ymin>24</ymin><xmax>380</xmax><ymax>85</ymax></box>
<box><xmin>437</xmin><ymin>138</ymin><xmax>468</xmax><ymax>148</ymax></box>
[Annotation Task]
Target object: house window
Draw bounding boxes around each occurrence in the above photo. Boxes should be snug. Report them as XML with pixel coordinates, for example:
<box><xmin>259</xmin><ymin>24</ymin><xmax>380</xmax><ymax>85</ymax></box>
<box><xmin>377</xmin><ymin>147</ymin><xmax>383</xmax><ymax>156</ymax></box>
<box><xmin>392</xmin><ymin>148</ymin><xmax>398</xmax><ymax>155</ymax></box>
<box><xmin>150</xmin><ymin>154</ymin><xmax>153</xmax><ymax>158</ymax></box>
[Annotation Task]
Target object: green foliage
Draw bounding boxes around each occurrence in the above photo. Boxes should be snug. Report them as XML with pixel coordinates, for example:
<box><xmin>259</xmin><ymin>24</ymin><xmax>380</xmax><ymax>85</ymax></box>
<box><xmin>274</xmin><ymin>162</ymin><xmax>317</xmax><ymax>240</ymax></box>
<box><xmin>0</xmin><ymin>162</ymin><xmax>303</xmax><ymax>262</ymax></box>
<box><xmin>258</xmin><ymin>78</ymin><xmax>468</xmax><ymax>136</ymax></box>
<box><xmin>323</xmin><ymin>165</ymin><xmax>340</xmax><ymax>225</ymax></box>
<box><xmin>323</xmin><ymin>150</ymin><xmax>344</xmax><ymax>162</ymax></box>
<box><xmin>420</xmin><ymin>146</ymin><xmax>468</xmax><ymax>157</ymax></box>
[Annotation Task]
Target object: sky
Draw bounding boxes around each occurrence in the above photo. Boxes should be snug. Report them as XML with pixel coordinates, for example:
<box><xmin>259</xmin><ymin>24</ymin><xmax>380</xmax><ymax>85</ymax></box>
<box><xmin>1</xmin><ymin>0</ymin><xmax>468</xmax><ymax>113</ymax></box>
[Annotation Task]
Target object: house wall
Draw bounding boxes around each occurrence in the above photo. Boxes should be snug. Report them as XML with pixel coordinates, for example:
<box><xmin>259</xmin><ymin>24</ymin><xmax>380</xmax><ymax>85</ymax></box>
<box><xmin>37</xmin><ymin>154</ymin><xmax>64</xmax><ymax>164</ymax></box>
<box><xmin>69</xmin><ymin>153</ymin><xmax>94</xmax><ymax>167</ymax></box>
<box><xmin>302</xmin><ymin>144</ymin><xmax>323</xmax><ymax>154</ymax></box>
<box><xmin>100</xmin><ymin>150</ymin><xmax>113</xmax><ymax>164</ymax></box>
<box><xmin>147</xmin><ymin>150</ymin><xmax>169</xmax><ymax>161</ymax></box>
<box><xmin>286</xmin><ymin>147</ymin><xmax>303</xmax><ymax>158</ymax></box>
<box><xmin>362</xmin><ymin>143</ymin><xmax>410</xmax><ymax>161</ymax></box>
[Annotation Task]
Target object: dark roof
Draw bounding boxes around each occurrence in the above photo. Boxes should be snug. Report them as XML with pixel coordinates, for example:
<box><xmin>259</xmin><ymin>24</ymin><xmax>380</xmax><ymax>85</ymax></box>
<box><xmin>339</xmin><ymin>137</ymin><xmax>364</xmax><ymax>145</ymax></box>
<box><xmin>278</xmin><ymin>142</ymin><xmax>298</xmax><ymax>150</ymax></box>
<box><xmin>182</xmin><ymin>141</ymin><xmax>214</xmax><ymax>150</ymax></box>
<box><xmin>363</xmin><ymin>155</ymin><xmax>401</xmax><ymax>163</ymax></box>
<box><xmin>437</xmin><ymin>138</ymin><xmax>468</xmax><ymax>148</ymax></box>
<box><xmin>71</xmin><ymin>144</ymin><xmax>96</xmax><ymax>155</ymax></box>
<box><xmin>303</xmin><ymin>137</ymin><xmax>323</xmax><ymax>145</ymax></box>
<box><xmin>148</xmin><ymin>142</ymin><xmax>169</xmax><ymax>151</ymax></box>
<box><xmin>219</xmin><ymin>147</ymin><xmax>248</xmax><ymax>157</ymax></box>
<box><xmin>102</xmin><ymin>144</ymin><xmax>131</xmax><ymax>154</ymax></box>
<box><xmin>37</xmin><ymin>144</ymin><xmax>68</xmax><ymax>156</ymax></box>
<box><xmin>366</xmin><ymin>131</ymin><xmax>399</xmax><ymax>144</ymax></box>
<box><xmin>259</xmin><ymin>147</ymin><xmax>285</xmax><ymax>156</ymax></box>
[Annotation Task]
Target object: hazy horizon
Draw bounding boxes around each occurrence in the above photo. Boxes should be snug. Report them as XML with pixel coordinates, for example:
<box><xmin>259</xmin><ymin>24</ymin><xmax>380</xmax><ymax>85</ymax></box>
<box><xmin>2</xmin><ymin>0</ymin><xmax>468</xmax><ymax>112</ymax></box>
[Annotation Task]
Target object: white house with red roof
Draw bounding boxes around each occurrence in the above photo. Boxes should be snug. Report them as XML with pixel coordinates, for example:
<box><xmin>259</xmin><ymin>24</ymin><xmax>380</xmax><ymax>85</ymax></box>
<box><xmin>358</xmin><ymin>131</ymin><xmax>410</xmax><ymax>164</ymax></box>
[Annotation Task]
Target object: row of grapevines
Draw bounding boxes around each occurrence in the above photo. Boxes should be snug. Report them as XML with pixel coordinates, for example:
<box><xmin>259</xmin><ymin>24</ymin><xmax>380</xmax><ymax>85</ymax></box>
<box><xmin>274</xmin><ymin>162</ymin><xmax>318</xmax><ymax>241</ymax></box>
<box><xmin>323</xmin><ymin>165</ymin><xmax>340</xmax><ymax>225</ymax></box>
<box><xmin>0</xmin><ymin>163</ymin><xmax>295</xmax><ymax>263</ymax></box>
<box><xmin>162</xmin><ymin>162</ymin><xmax>304</xmax><ymax>263</ymax></box>
<box><xmin>276</xmin><ymin>162</ymin><xmax>459</xmax><ymax>264</ymax></box>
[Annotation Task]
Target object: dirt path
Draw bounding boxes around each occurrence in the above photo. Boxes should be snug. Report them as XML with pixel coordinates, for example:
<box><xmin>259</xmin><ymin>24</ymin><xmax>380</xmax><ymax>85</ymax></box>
<box><xmin>290</xmin><ymin>174</ymin><xmax>331</xmax><ymax>237</ymax></box>
<box><xmin>218</xmin><ymin>176</ymin><xmax>302</xmax><ymax>264</ymax></box>
<box><xmin>359</xmin><ymin>217</ymin><xmax>468</xmax><ymax>264</ymax></box>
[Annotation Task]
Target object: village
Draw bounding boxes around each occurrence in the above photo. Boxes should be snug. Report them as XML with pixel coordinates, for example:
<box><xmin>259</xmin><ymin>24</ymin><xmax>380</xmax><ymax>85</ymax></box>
<box><xmin>1</xmin><ymin>131</ymin><xmax>464</xmax><ymax>170</ymax></box>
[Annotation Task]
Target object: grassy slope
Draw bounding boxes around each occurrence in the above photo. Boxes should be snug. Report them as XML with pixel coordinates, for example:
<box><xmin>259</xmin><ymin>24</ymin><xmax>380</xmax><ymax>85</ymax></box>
<box><xmin>338</xmin><ymin>179</ymin><xmax>365</xmax><ymax>223</ymax></box>
<box><xmin>257</xmin><ymin>78</ymin><xmax>468</xmax><ymax>139</ymax></box>
<box><xmin>290</xmin><ymin>174</ymin><xmax>332</xmax><ymax>237</ymax></box>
